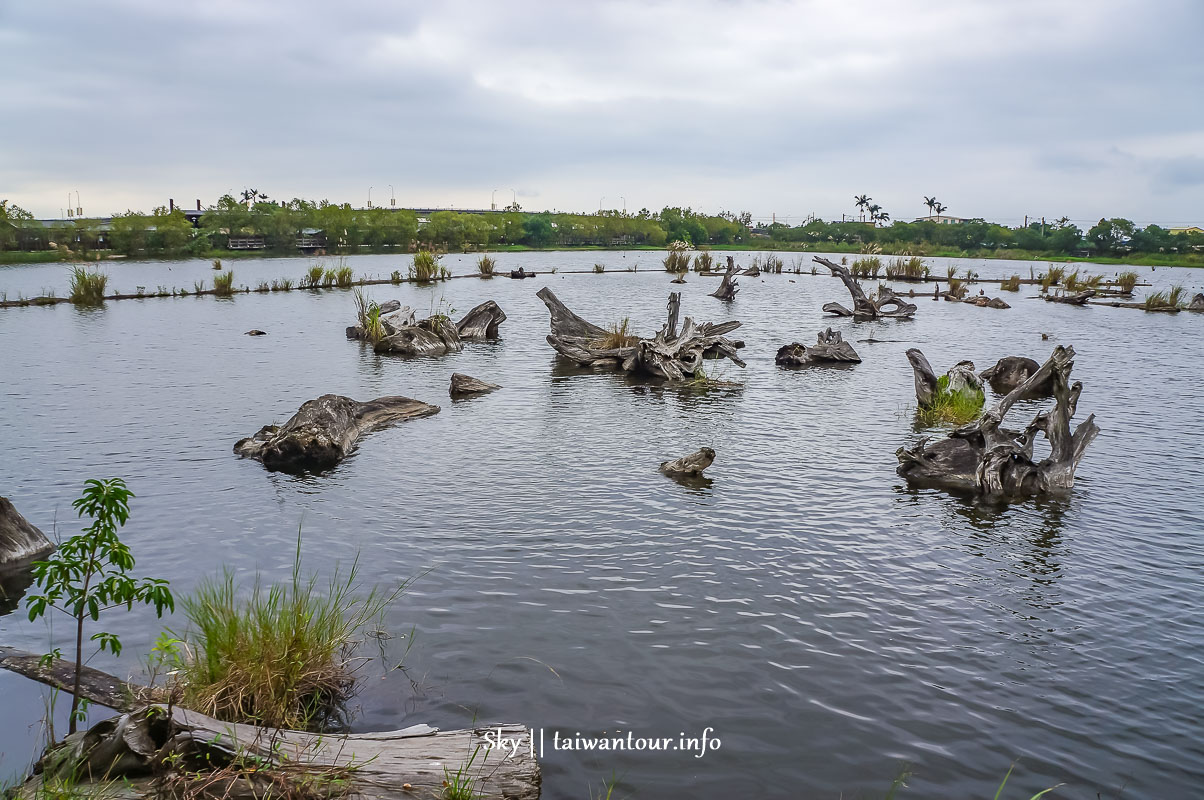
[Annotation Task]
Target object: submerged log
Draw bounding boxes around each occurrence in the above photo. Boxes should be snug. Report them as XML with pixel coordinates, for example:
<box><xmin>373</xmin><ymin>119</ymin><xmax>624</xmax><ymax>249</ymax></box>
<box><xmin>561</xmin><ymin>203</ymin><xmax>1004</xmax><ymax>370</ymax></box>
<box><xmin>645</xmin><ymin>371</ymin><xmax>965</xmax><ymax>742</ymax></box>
<box><xmin>710</xmin><ymin>257</ymin><xmax>740</xmax><ymax>300</ymax></box>
<box><xmin>660</xmin><ymin>447</ymin><xmax>715</xmax><ymax>476</ymax></box>
<box><xmin>0</xmin><ymin>646</ymin><xmax>152</xmax><ymax>712</ymax></box>
<box><xmin>979</xmin><ymin>356</ymin><xmax>1053</xmax><ymax>396</ymax></box>
<box><xmin>776</xmin><ymin>328</ymin><xmax>861</xmax><ymax>367</ymax></box>
<box><xmin>456</xmin><ymin>300</ymin><xmax>507</xmax><ymax>340</ymax></box>
<box><xmin>814</xmin><ymin>257</ymin><xmax>916</xmax><ymax>319</ymax></box>
<box><xmin>450</xmin><ymin>373</ymin><xmax>500</xmax><ymax>397</ymax></box>
<box><xmin>959</xmin><ymin>295</ymin><xmax>1011</xmax><ymax>309</ymax></box>
<box><xmin>510</xmin><ymin>267</ymin><xmax>537</xmax><ymax>279</ymax></box>
<box><xmin>235</xmin><ymin>394</ymin><xmax>439</xmax><ymax>472</ymax></box>
<box><xmin>537</xmin><ymin>288</ymin><xmax>745</xmax><ymax>382</ymax></box>
<box><xmin>0</xmin><ymin>497</ymin><xmax>54</xmax><ymax>568</ymax></box>
<box><xmin>1044</xmin><ymin>289</ymin><xmax>1095</xmax><ymax>305</ymax></box>
<box><xmin>897</xmin><ymin>345</ymin><xmax>1099</xmax><ymax>496</ymax></box>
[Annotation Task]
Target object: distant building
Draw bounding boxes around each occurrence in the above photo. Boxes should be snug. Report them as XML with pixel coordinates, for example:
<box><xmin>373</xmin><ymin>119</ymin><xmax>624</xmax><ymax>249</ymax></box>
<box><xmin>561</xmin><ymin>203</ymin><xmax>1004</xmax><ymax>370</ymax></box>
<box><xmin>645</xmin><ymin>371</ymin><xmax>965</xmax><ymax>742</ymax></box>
<box><xmin>913</xmin><ymin>215</ymin><xmax>971</xmax><ymax>224</ymax></box>
<box><xmin>1168</xmin><ymin>226</ymin><xmax>1204</xmax><ymax>235</ymax></box>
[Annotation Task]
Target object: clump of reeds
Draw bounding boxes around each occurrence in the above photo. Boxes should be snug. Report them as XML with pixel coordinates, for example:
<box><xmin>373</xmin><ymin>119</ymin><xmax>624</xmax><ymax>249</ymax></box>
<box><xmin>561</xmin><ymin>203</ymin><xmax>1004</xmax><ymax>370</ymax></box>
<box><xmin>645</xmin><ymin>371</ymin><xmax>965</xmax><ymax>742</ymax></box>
<box><xmin>1143</xmin><ymin>285</ymin><xmax>1187</xmax><ymax>311</ymax></box>
<box><xmin>477</xmin><ymin>255</ymin><xmax>496</xmax><ymax>276</ymax></box>
<box><xmin>1000</xmin><ymin>274</ymin><xmax>1021</xmax><ymax>291</ymax></box>
<box><xmin>947</xmin><ymin>277</ymin><xmax>967</xmax><ymax>298</ymax></box>
<box><xmin>334</xmin><ymin>266</ymin><xmax>354</xmax><ymax>288</ymax></box>
<box><xmin>851</xmin><ymin>256</ymin><xmax>881</xmax><ymax>278</ymax></box>
<box><xmin>592</xmin><ymin>317</ymin><xmax>638</xmax><ymax>349</ymax></box>
<box><xmin>663</xmin><ymin>241</ymin><xmax>690</xmax><ymax>272</ymax></box>
<box><xmin>1063</xmin><ymin>269</ymin><xmax>1081</xmax><ymax>291</ymax></box>
<box><xmin>255</xmin><ymin>281</ymin><xmax>270</xmax><ymax>293</ymax></box>
<box><xmin>884</xmin><ymin>256</ymin><xmax>929</xmax><ymax>281</ymax></box>
<box><xmin>68</xmin><ymin>266</ymin><xmax>109</xmax><ymax>305</ymax></box>
<box><xmin>304</xmin><ymin>265</ymin><xmax>324</xmax><ymax>288</ymax></box>
<box><xmin>211</xmin><ymin>259</ymin><xmax>223</xmax><ymax>270</ymax></box>
<box><xmin>1046</xmin><ymin>265</ymin><xmax>1065</xmax><ymax>284</ymax></box>
<box><xmin>213</xmin><ymin>270</ymin><xmax>235</xmax><ymax>296</ymax></box>
<box><xmin>693</xmin><ymin>251</ymin><xmax>713</xmax><ymax>272</ymax></box>
<box><xmin>765</xmin><ymin>254</ymin><xmax>784</xmax><ymax>273</ymax></box>
<box><xmin>173</xmin><ymin>540</ymin><xmax>402</xmax><ymax>731</ymax></box>
<box><xmin>353</xmin><ymin>289</ymin><xmax>387</xmax><ymax>344</ymax></box>
<box><xmin>945</xmin><ymin>265</ymin><xmax>959</xmax><ymax>281</ymax></box>
<box><xmin>594</xmin><ymin>263</ymin><xmax>606</xmax><ymax>273</ymax></box>
<box><xmin>1116</xmin><ymin>271</ymin><xmax>1138</xmax><ymax>293</ymax></box>
<box><xmin>916</xmin><ymin>375</ymin><xmax>984</xmax><ymax>425</ymax></box>
<box><xmin>410</xmin><ymin>251</ymin><xmax>440</xmax><ymax>282</ymax></box>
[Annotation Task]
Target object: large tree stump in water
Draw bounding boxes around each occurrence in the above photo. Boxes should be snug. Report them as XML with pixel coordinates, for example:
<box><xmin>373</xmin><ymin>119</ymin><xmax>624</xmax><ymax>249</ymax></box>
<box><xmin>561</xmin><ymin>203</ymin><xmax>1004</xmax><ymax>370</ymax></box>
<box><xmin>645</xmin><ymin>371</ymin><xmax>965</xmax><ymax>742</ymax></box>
<box><xmin>235</xmin><ymin>394</ymin><xmax>439</xmax><ymax>472</ymax></box>
<box><xmin>905</xmin><ymin>350</ymin><xmax>982</xmax><ymax>408</ymax></box>
<box><xmin>537</xmin><ymin>288</ymin><xmax>745</xmax><ymax>382</ymax></box>
<box><xmin>710</xmin><ymin>257</ymin><xmax>740</xmax><ymax>300</ymax></box>
<box><xmin>897</xmin><ymin>345</ymin><xmax>1099</xmax><ymax>496</ymax></box>
<box><xmin>775</xmin><ymin>328</ymin><xmax>861</xmax><ymax>367</ymax></box>
<box><xmin>0</xmin><ymin>497</ymin><xmax>53</xmax><ymax>568</ymax></box>
<box><xmin>813</xmin><ymin>256</ymin><xmax>916</xmax><ymax>319</ymax></box>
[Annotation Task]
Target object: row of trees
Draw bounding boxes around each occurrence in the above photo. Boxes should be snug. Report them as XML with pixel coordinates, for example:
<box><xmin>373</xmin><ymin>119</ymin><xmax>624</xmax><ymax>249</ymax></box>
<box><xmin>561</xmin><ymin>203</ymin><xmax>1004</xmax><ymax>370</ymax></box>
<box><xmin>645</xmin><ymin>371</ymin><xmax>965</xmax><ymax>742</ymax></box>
<box><xmin>3</xmin><ymin>196</ymin><xmax>1201</xmax><ymax>258</ymax></box>
<box><xmin>764</xmin><ymin>216</ymin><xmax>1204</xmax><ymax>256</ymax></box>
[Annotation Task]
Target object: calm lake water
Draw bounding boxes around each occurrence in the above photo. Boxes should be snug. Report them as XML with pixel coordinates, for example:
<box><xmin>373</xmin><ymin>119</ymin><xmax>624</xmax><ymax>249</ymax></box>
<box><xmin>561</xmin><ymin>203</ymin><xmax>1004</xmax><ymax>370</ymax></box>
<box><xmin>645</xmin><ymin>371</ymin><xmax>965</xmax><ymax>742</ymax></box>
<box><xmin>1</xmin><ymin>251</ymin><xmax>1202</xmax><ymax>798</ymax></box>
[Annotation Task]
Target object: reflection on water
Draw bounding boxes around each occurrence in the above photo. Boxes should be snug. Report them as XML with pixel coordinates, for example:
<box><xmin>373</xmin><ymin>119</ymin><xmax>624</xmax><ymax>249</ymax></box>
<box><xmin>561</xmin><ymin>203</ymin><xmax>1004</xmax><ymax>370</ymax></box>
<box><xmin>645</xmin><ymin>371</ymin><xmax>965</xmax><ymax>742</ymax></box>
<box><xmin>1</xmin><ymin>253</ymin><xmax>1202</xmax><ymax>797</ymax></box>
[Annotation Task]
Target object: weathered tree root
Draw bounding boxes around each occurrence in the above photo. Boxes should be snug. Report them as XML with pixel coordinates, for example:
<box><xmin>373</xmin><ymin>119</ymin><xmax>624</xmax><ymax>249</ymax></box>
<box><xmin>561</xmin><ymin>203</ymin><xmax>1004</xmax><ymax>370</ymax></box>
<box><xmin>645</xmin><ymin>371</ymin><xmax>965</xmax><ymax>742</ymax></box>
<box><xmin>348</xmin><ymin>300</ymin><xmax>506</xmax><ymax>355</ymax></box>
<box><xmin>235</xmin><ymin>394</ymin><xmax>439</xmax><ymax>472</ymax></box>
<box><xmin>775</xmin><ymin>328</ymin><xmax>861</xmax><ymax>367</ymax></box>
<box><xmin>1043</xmin><ymin>289</ymin><xmax>1095</xmax><ymax>305</ymax></box>
<box><xmin>905</xmin><ymin>349</ymin><xmax>982</xmax><ymax>408</ymax></box>
<box><xmin>814</xmin><ymin>257</ymin><xmax>917</xmax><ymax>319</ymax></box>
<box><xmin>979</xmin><ymin>356</ymin><xmax>1053</xmax><ymax>396</ymax></box>
<box><xmin>897</xmin><ymin>345</ymin><xmax>1099</xmax><ymax>496</ymax></box>
<box><xmin>538</xmin><ymin>288</ymin><xmax>746</xmax><ymax>382</ymax></box>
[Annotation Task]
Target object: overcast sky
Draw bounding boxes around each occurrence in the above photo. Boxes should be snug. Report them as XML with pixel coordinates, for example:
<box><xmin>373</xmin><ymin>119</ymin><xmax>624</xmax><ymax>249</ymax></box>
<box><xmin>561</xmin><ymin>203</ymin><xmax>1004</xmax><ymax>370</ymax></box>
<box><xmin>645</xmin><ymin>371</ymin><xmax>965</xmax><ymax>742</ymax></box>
<box><xmin>2</xmin><ymin>0</ymin><xmax>1201</xmax><ymax>226</ymax></box>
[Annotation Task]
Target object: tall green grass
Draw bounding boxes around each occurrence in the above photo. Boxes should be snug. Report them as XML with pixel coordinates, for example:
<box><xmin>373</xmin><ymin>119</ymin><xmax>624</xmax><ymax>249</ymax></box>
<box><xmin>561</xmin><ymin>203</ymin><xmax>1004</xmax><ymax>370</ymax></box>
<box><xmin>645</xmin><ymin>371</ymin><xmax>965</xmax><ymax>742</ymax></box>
<box><xmin>852</xmin><ymin>256</ymin><xmax>881</xmax><ymax>278</ymax></box>
<box><xmin>411</xmin><ymin>251</ymin><xmax>440</xmax><ymax>282</ymax></box>
<box><xmin>885</xmin><ymin>256</ymin><xmax>929</xmax><ymax>280</ymax></box>
<box><xmin>305</xmin><ymin>265</ymin><xmax>325</xmax><ymax>288</ymax></box>
<box><xmin>67</xmin><ymin>266</ymin><xmax>109</xmax><ymax>305</ymax></box>
<box><xmin>212</xmin><ymin>270</ymin><xmax>235</xmax><ymax>296</ymax></box>
<box><xmin>1000</xmin><ymin>274</ymin><xmax>1021</xmax><ymax>291</ymax></box>
<box><xmin>692</xmin><ymin>251</ymin><xmax>713</xmax><ymax>272</ymax></box>
<box><xmin>174</xmin><ymin>537</ymin><xmax>405</xmax><ymax>731</ymax></box>
<box><xmin>477</xmin><ymin>255</ymin><xmax>496</xmax><ymax>276</ymax></box>
<box><xmin>916</xmin><ymin>374</ymin><xmax>984</xmax><ymax>425</ymax></box>
<box><xmin>1143</xmin><ymin>285</ymin><xmax>1187</xmax><ymax>310</ymax></box>
<box><xmin>1115</xmin><ymin>271</ymin><xmax>1138</xmax><ymax>293</ymax></box>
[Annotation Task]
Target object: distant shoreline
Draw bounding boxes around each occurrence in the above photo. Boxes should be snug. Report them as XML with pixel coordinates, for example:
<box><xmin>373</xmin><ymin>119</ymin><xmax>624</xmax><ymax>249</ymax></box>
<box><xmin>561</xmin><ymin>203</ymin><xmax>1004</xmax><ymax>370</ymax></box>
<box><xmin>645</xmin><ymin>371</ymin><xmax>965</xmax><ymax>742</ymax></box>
<box><xmin>2</xmin><ymin>243</ymin><xmax>1201</xmax><ymax>270</ymax></box>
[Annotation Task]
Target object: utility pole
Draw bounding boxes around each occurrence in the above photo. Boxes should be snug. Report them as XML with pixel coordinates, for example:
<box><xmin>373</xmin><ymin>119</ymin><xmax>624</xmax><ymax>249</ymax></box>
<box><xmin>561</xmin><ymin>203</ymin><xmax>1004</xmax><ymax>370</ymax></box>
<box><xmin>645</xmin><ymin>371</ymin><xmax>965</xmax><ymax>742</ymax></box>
<box><xmin>368</xmin><ymin>186</ymin><xmax>373</xmax><ymax>209</ymax></box>
<box><xmin>389</xmin><ymin>185</ymin><xmax>396</xmax><ymax>207</ymax></box>
<box><xmin>491</xmin><ymin>188</ymin><xmax>497</xmax><ymax>211</ymax></box>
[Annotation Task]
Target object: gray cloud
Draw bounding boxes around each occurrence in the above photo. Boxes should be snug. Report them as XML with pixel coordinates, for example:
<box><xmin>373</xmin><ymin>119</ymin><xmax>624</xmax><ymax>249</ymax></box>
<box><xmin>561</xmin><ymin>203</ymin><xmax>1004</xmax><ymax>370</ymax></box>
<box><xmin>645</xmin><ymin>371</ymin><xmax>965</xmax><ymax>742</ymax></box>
<box><xmin>1</xmin><ymin>0</ymin><xmax>1202</xmax><ymax>225</ymax></box>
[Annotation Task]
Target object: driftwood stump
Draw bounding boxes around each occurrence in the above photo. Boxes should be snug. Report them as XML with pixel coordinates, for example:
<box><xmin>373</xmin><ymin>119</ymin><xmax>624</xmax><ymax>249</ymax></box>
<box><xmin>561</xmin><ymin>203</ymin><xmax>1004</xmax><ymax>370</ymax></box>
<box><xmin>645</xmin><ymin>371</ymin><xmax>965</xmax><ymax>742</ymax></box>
<box><xmin>897</xmin><ymin>345</ymin><xmax>1099</xmax><ymax>496</ymax></box>
<box><xmin>235</xmin><ymin>394</ymin><xmax>439</xmax><ymax>472</ymax></box>
<box><xmin>455</xmin><ymin>300</ymin><xmax>507</xmax><ymax>340</ymax></box>
<box><xmin>450</xmin><ymin>373</ymin><xmax>500</xmax><ymax>397</ymax></box>
<box><xmin>814</xmin><ymin>257</ymin><xmax>916</xmax><ymax>319</ymax></box>
<box><xmin>775</xmin><ymin>329</ymin><xmax>861</xmax><ymax>367</ymax></box>
<box><xmin>1188</xmin><ymin>292</ymin><xmax>1204</xmax><ymax>311</ymax></box>
<box><xmin>660</xmin><ymin>448</ymin><xmax>715</xmax><ymax>476</ymax></box>
<box><xmin>979</xmin><ymin>356</ymin><xmax>1053</xmax><ymax>396</ymax></box>
<box><xmin>905</xmin><ymin>350</ymin><xmax>982</xmax><ymax>408</ymax></box>
<box><xmin>0</xmin><ymin>497</ymin><xmax>53</xmax><ymax>568</ymax></box>
<box><xmin>537</xmin><ymin>288</ymin><xmax>745</xmax><ymax>382</ymax></box>
<box><xmin>710</xmin><ymin>256</ymin><xmax>740</xmax><ymax>300</ymax></box>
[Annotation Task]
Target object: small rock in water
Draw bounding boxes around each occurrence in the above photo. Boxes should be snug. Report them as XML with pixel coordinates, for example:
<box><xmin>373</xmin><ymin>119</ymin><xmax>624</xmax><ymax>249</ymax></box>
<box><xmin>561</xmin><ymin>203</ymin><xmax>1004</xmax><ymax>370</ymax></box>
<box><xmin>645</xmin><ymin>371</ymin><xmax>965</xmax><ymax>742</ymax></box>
<box><xmin>245</xmin><ymin>329</ymin><xmax>267</xmax><ymax>336</ymax></box>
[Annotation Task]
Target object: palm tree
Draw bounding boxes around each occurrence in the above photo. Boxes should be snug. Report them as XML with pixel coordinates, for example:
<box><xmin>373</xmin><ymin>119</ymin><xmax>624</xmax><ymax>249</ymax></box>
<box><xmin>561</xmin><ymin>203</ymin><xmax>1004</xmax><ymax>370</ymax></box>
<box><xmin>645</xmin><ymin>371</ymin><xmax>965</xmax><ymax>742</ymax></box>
<box><xmin>854</xmin><ymin>194</ymin><xmax>871</xmax><ymax>222</ymax></box>
<box><xmin>924</xmin><ymin>196</ymin><xmax>938</xmax><ymax>218</ymax></box>
<box><xmin>867</xmin><ymin>203</ymin><xmax>881</xmax><ymax>224</ymax></box>
<box><xmin>875</xmin><ymin>211</ymin><xmax>890</xmax><ymax>226</ymax></box>
<box><xmin>933</xmin><ymin>202</ymin><xmax>947</xmax><ymax>217</ymax></box>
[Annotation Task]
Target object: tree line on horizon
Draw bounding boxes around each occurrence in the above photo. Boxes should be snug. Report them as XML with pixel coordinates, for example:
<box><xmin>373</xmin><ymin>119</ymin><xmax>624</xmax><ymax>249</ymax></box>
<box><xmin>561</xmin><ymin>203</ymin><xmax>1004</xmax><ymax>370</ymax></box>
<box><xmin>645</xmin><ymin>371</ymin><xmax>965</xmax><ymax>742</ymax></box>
<box><xmin>1</xmin><ymin>196</ymin><xmax>1200</xmax><ymax>260</ymax></box>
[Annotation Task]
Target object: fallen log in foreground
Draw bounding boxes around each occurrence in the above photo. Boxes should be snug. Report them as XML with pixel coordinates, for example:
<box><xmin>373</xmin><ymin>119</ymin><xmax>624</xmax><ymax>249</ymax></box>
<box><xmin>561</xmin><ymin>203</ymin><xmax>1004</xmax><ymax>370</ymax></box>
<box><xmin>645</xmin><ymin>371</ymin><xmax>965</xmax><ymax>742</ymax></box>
<box><xmin>235</xmin><ymin>394</ymin><xmax>439</xmax><ymax>472</ymax></box>
<box><xmin>537</xmin><ymin>288</ymin><xmax>745</xmax><ymax>382</ymax></box>
<box><xmin>814</xmin><ymin>257</ymin><xmax>916</xmax><ymax>319</ymax></box>
<box><xmin>1</xmin><ymin>648</ymin><xmax>541</xmax><ymax>799</ymax></box>
<box><xmin>897</xmin><ymin>345</ymin><xmax>1099</xmax><ymax>496</ymax></box>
